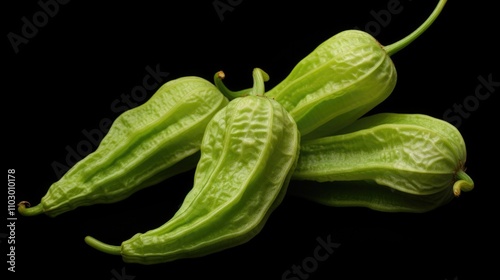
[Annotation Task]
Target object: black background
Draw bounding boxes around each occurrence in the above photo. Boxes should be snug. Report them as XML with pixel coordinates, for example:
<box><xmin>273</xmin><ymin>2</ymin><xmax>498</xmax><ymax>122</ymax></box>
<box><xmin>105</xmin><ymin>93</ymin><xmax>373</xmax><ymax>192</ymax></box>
<box><xmin>4</xmin><ymin>0</ymin><xmax>498</xmax><ymax>279</ymax></box>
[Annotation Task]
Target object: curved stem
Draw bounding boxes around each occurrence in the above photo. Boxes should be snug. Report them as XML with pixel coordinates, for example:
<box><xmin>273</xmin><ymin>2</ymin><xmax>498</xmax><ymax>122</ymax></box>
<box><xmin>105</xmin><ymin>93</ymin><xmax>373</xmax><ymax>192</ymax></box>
<box><xmin>84</xmin><ymin>236</ymin><xmax>122</xmax><ymax>255</ymax></box>
<box><xmin>452</xmin><ymin>170</ymin><xmax>474</xmax><ymax>197</ymax></box>
<box><xmin>384</xmin><ymin>0</ymin><xmax>447</xmax><ymax>56</ymax></box>
<box><xmin>214</xmin><ymin>68</ymin><xmax>270</xmax><ymax>99</ymax></box>
<box><xmin>214</xmin><ymin>71</ymin><xmax>253</xmax><ymax>100</ymax></box>
<box><xmin>17</xmin><ymin>201</ymin><xmax>44</xmax><ymax>216</ymax></box>
<box><xmin>249</xmin><ymin>68</ymin><xmax>270</xmax><ymax>96</ymax></box>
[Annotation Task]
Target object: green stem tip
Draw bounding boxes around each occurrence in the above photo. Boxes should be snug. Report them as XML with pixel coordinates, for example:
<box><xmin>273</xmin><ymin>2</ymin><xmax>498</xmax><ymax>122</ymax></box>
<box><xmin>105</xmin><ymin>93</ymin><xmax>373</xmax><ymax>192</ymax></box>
<box><xmin>384</xmin><ymin>0</ymin><xmax>447</xmax><ymax>56</ymax></box>
<box><xmin>17</xmin><ymin>201</ymin><xmax>44</xmax><ymax>216</ymax></box>
<box><xmin>453</xmin><ymin>170</ymin><xmax>474</xmax><ymax>197</ymax></box>
<box><xmin>84</xmin><ymin>236</ymin><xmax>122</xmax><ymax>255</ymax></box>
<box><xmin>214</xmin><ymin>68</ymin><xmax>270</xmax><ymax>99</ymax></box>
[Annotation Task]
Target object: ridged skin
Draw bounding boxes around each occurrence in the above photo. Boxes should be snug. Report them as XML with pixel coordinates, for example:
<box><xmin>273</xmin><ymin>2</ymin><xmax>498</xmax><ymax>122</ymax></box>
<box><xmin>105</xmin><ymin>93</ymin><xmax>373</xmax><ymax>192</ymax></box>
<box><xmin>40</xmin><ymin>77</ymin><xmax>228</xmax><ymax>217</ymax></box>
<box><xmin>289</xmin><ymin>180</ymin><xmax>455</xmax><ymax>213</ymax></box>
<box><xmin>266</xmin><ymin>30</ymin><xmax>397</xmax><ymax>139</ymax></box>
<box><xmin>292</xmin><ymin>113</ymin><xmax>467</xmax><ymax>196</ymax></box>
<box><xmin>121</xmin><ymin>96</ymin><xmax>300</xmax><ymax>264</ymax></box>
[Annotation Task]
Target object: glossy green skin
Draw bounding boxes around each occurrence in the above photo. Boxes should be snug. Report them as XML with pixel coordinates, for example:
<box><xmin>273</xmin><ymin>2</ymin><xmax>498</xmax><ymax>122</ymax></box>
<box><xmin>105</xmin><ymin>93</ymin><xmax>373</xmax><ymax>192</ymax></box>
<box><xmin>290</xmin><ymin>113</ymin><xmax>470</xmax><ymax>212</ymax></box>
<box><xmin>26</xmin><ymin>77</ymin><xmax>228</xmax><ymax>217</ymax></box>
<box><xmin>117</xmin><ymin>95</ymin><xmax>300</xmax><ymax>264</ymax></box>
<box><xmin>265</xmin><ymin>30</ymin><xmax>397</xmax><ymax>139</ymax></box>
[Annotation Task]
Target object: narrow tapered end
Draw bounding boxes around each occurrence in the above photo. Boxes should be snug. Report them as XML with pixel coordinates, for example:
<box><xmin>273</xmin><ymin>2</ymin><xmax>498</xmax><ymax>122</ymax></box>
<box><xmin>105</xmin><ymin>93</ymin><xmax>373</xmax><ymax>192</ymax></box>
<box><xmin>453</xmin><ymin>170</ymin><xmax>474</xmax><ymax>197</ymax></box>
<box><xmin>84</xmin><ymin>236</ymin><xmax>122</xmax><ymax>255</ymax></box>
<box><xmin>17</xmin><ymin>201</ymin><xmax>44</xmax><ymax>216</ymax></box>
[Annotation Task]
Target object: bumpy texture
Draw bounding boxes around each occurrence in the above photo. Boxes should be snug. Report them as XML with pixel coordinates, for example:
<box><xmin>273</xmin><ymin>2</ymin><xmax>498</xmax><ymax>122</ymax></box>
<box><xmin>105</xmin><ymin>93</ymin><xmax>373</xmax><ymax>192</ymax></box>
<box><xmin>289</xmin><ymin>113</ymin><xmax>473</xmax><ymax>212</ymax></box>
<box><xmin>22</xmin><ymin>77</ymin><xmax>228</xmax><ymax>217</ymax></box>
<box><xmin>117</xmin><ymin>95</ymin><xmax>300</xmax><ymax>264</ymax></box>
<box><xmin>265</xmin><ymin>30</ymin><xmax>397</xmax><ymax>139</ymax></box>
<box><xmin>289</xmin><ymin>180</ymin><xmax>456</xmax><ymax>213</ymax></box>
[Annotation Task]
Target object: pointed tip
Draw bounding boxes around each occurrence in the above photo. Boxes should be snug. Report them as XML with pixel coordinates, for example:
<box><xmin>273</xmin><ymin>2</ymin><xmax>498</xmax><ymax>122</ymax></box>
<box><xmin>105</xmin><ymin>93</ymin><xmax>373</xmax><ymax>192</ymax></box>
<box><xmin>84</xmin><ymin>236</ymin><xmax>122</xmax><ymax>255</ymax></box>
<box><xmin>453</xmin><ymin>170</ymin><xmax>474</xmax><ymax>197</ymax></box>
<box><xmin>17</xmin><ymin>201</ymin><xmax>44</xmax><ymax>216</ymax></box>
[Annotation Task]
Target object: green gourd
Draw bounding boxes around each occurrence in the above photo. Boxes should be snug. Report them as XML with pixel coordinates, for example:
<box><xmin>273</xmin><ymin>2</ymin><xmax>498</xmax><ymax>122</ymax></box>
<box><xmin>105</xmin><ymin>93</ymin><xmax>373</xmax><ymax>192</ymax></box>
<box><xmin>215</xmin><ymin>0</ymin><xmax>447</xmax><ymax>139</ymax></box>
<box><xmin>84</xmin><ymin>69</ymin><xmax>300</xmax><ymax>264</ymax></box>
<box><xmin>289</xmin><ymin>113</ymin><xmax>474</xmax><ymax>213</ymax></box>
<box><xmin>18</xmin><ymin>77</ymin><xmax>228</xmax><ymax>217</ymax></box>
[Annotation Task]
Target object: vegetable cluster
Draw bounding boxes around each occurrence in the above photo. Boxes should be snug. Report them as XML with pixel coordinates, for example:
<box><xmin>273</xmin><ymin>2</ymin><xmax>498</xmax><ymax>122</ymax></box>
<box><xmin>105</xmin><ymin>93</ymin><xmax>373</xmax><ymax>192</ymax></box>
<box><xmin>18</xmin><ymin>0</ymin><xmax>474</xmax><ymax>264</ymax></box>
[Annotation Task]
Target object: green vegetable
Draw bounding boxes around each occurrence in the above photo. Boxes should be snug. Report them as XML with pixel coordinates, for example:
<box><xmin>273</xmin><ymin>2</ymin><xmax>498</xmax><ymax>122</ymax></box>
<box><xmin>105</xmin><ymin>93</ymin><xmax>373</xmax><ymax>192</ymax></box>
<box><xmin>18</xmin><ymin>77</ymin><xmax>228</xmax><ymax>217</ymax></box>
<box><xmin>289</xmin><ymin>113</ymin><xmax>474</xmax><ymax>213</ymax></box>
<box><xmin>215</xmin><ymin>0</ymin><xmax>447</xmax><ymax>139</ymax></box>
<box><xmin>84</xmin><ymin>69</ymin><xmax>300</xmax><ymax>264</ymax></box>
<box><xmin>289</xmin><ymin>180</ymin><xmax>457</xmax><ymax>213</ymax></box>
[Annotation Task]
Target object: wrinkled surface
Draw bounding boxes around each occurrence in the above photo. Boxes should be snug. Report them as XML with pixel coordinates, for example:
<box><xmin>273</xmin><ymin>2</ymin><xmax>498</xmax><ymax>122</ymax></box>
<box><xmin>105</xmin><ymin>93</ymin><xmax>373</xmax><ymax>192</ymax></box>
<box><xmin>288</xmin><ymin>180</ymin><xmax>455</xmax><ymax>213</ymax></box>
<box><xmin>122</xmin><ymin>96</ymin><xmax>300</xmax><ymax>264</ymax></box>
<box><xmin>293</xmin><ymin>113</ymin><xmax>467</xmax><ymax>196</ymax></box>
<box><xmin>266</xmin><ymin>30</ymin><xmax>397</xmax><ymax>138</ymax></box>
<box><xmin>41</xmin><ymin>77</ymin><xmax>228</xmax><ymax>217</ymax></box>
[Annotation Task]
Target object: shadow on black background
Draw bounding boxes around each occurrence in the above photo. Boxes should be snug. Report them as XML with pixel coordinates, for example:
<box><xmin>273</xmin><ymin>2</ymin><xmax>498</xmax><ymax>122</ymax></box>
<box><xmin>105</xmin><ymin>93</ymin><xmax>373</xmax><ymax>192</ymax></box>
<box><xmin>4</xmin><ymin>0</ymin><xmax>497</xmax><ymax>279</ymax></box>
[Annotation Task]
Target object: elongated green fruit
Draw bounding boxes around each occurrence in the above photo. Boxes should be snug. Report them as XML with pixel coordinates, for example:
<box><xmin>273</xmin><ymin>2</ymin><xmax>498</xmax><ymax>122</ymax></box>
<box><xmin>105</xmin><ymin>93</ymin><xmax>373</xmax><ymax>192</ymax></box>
<box><xmin>216</xmin><ymin>0</ymin><xmax>447</xmax><ymax>139</ymax></box>
<box><xmin>18</xmin><ymin>77</ymin><xmax>228</xmax><ymax>217</ymax></box>
<box><xmin>85</xmin><ymin>69</ymin><xmax>300</xmax><ymax>264</ymax></box>
<box><xmin>289</xmin><ymin>180</ymin><xmax>456</xmax><ymax>213</ymax></box>
<box><xmin>289</xmin><ymin>113</ymin><xmax>473</xmax><ymax>213</ymax></box>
